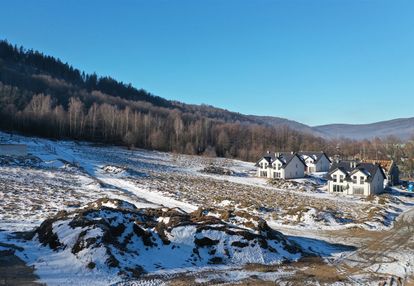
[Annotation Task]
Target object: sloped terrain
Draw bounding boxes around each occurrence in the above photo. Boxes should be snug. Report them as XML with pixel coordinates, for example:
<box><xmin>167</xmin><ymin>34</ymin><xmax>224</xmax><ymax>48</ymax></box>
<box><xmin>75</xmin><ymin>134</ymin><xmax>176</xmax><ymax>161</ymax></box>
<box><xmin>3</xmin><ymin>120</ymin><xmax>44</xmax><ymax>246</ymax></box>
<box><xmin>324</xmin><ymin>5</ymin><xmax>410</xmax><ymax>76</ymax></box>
<box><xmin>1</xmin><ymin>132</ymin><xmax>414</xmax><ymax>285</ymax></box>
<box><xmin>30</xmin><ymin>198</ymin><xmax>302</xmax><ymax>279</ymax></box>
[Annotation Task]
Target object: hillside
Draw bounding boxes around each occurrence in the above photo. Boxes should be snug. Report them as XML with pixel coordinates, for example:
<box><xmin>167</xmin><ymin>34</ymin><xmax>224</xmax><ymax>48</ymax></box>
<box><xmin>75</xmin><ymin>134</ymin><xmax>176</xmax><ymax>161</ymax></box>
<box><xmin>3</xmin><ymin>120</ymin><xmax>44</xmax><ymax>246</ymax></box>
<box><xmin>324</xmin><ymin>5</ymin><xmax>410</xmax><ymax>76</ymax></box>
<box><xmin>2</xmin><ymin>131</ymin><xmax>413</xmax><ymax>284</ymax></box>
<box><xmin>314</xmin><ymin>117</ymin><xmax>414</xmax><ymax>140</ymax></box>
<box><xmin>1</xmin><ymin>39</ymin><xmax>413</xmax><ymax>161</ymax></box>
<box><xmin>0</xmin><ymin>40</ymin><xmax>327</xmax><ymax>161</ymax></box>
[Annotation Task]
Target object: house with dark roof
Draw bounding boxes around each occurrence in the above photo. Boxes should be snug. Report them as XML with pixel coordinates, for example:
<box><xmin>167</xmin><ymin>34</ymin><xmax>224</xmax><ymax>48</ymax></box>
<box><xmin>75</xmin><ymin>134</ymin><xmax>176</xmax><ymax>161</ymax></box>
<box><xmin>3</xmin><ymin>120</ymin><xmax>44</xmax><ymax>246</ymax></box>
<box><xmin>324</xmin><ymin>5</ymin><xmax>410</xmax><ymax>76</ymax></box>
<box><xmin>297</xmin><ymin>151</ymin><xmax>331</xmax><ymax>173</ymax></box>
<box><xmin>327</xmin><ymin>161</ymin><xmax>386</xmax><ymax>196</ymax></box>
<box><xmin>361</xmin><ymin>159</ymin><xmax>399</xmax><ymax>186</ymax></box>
<box><xmin>256</xmin><ymin>152</ymin><xmax>306</xmax><ymax>179</ymax></box>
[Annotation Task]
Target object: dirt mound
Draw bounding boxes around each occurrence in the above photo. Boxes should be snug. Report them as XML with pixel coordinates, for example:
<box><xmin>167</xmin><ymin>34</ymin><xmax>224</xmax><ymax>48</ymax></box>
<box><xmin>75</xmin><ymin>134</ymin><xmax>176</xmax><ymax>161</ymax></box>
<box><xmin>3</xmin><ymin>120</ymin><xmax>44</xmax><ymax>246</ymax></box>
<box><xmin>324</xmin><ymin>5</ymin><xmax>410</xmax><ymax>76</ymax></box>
<box><xmin>201</xmin><ymin>165</ymin><xmax>234</xmax><ymax>176</ymax></box>
<box><xmin>31</xmin><ymin>198</ymin><xmax>303</xmax><ymax>279</ymax></box>
<box><xmin>102</xmin><ymin>165</ymin><xmax>126</xmax><ymax>174</ymax></box>
<box><xmin>0</xmin><ymin>155</ymin><xmax>42</xmax><ymax>166</ymax></box>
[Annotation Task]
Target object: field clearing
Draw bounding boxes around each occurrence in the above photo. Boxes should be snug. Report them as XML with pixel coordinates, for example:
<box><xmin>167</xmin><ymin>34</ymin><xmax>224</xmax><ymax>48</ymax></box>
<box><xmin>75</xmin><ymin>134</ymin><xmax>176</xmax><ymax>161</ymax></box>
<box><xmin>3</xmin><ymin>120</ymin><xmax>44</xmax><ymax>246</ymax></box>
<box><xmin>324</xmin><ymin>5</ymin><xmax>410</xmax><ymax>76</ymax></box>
<box><xmin>1</xmin><ymin>132</ymin><xmax>414</xmax><ymax>285</ymax></box>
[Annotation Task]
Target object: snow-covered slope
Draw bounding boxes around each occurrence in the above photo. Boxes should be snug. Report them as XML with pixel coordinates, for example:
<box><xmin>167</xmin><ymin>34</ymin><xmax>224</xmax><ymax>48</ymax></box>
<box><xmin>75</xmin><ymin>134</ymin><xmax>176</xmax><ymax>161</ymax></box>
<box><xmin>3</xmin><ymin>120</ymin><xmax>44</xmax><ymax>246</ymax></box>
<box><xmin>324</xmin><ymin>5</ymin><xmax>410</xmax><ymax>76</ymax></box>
<box><xmin>23</xmin><ymin>198</ymin><xmax>302</xmax><ymax>285</ymax></box>
<box><xmin>1</xmin><ymin>131</ymin><xmax>414</xmax><ymax>285</ymax></box>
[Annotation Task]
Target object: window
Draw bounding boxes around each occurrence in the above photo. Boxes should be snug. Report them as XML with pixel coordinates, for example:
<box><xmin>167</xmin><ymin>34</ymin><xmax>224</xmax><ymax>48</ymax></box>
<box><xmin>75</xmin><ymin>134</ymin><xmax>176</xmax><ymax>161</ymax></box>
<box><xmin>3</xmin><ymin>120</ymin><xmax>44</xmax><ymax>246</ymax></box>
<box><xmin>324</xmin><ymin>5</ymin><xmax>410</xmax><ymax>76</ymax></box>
<box><xmin>360</xmin><ymin>176</ymin><xmax>365</xmax><ymax>184</ymax></box>
<box><xmin>333</xmin><ymin>185</ymin><xmax>344</xmax><ymax>192</ymax></box>
<box><xmin>353</xmin><ymin>187</ymin><xmax>364</xmax><ymax>195</ymax></box>
<box><xmin>340</xmin><ymin>175</ymin><xmax>344</xmax><ymax>183</ymax></box>
<box><xmin>333</xmin><ymin>175</ymin><xmax>337</xmax><ymax>181</ymax></box>
<box><xmin>352</xmin><ymin>176</ymin><xmax>357</xmax><ymax>183</ymax></box>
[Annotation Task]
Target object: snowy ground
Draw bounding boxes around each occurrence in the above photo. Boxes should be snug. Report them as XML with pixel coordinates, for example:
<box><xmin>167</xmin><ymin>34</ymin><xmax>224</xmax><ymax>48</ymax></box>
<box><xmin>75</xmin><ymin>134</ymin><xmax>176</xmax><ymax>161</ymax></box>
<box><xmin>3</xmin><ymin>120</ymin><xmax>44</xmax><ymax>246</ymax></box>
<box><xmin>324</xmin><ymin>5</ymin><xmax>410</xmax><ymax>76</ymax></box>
<box><xmin>1</xmin><ymin>131</ymin><xmax>414</xmax><ymax>285</ymax></box>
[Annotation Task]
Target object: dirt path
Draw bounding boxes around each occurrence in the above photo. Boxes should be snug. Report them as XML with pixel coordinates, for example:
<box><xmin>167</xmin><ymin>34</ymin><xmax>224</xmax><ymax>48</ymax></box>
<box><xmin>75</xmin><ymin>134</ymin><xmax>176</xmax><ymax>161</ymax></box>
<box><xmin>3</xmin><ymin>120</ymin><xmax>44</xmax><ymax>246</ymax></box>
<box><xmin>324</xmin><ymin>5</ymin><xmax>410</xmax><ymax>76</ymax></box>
<box><xmin>332</xmin><ymin>207</ymin><xmax>414</xmax><ymax>284</ymax></box>
<box><xmin>270</xmin><ymin>206</ymin><xmax>414</xmax><ymax>285</ymax></box>
<box><xmin>0</xmin><ymin>249</ymin><xmax>43</xmax><ymax>286</ymax></box>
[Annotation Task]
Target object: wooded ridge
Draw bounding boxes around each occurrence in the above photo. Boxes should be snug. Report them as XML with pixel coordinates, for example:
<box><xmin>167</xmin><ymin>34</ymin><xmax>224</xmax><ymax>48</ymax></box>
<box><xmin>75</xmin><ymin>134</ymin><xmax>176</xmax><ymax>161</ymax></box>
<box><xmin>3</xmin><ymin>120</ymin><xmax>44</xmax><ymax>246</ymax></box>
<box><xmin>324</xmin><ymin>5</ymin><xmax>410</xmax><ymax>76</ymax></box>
<box><xmin>1</xmin><ymin>40</ymin><xmax>413</xmax><ymax>178</ymax></box>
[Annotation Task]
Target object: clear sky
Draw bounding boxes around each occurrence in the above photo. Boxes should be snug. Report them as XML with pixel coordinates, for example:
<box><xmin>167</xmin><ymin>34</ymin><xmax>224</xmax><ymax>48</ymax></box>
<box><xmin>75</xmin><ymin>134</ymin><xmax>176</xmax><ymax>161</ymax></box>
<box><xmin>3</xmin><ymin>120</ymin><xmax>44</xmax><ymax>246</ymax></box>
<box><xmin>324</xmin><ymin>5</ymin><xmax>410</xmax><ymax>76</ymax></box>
<box><xmin>1</xmin><ymin>0</ymin><xmax>413</xmax><ymax>126</ymax></box>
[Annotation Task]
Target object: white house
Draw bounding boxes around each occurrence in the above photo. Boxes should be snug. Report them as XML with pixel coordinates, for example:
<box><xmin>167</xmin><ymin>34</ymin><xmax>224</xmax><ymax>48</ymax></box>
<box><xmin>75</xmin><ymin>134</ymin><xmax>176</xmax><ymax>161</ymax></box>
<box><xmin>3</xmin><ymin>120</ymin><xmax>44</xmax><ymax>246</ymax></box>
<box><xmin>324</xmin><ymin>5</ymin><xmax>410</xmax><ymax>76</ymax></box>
<box><xmin>297</xmin><ymin>151</ymin><xmax>331</xmax><ymax>173</ymax></box>
<box><xmin>256</xmin><ymin>154</ymin><xmax>272</xmax><ymax>178</ymax></box>
<box><xmin>256</xmin><ymin>152</ymin><xmax>306</xmax><ymax>179</ymax></box>
<box><xmin>327</xmin><ymin>161</ymin><xmax>386</xmax><ymax>196</ymax></box>
<box><xmin>0</xmin><ymin>144</ymin><xmax>27</xmax><ymax>157</ymax></box>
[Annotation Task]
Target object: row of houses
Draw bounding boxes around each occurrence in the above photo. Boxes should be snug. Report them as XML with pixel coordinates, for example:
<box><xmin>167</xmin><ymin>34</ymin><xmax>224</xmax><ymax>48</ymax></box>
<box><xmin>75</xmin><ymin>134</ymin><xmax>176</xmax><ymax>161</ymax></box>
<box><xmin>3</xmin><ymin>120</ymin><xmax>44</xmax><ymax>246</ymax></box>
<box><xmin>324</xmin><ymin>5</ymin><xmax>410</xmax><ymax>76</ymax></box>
<box><xmin>256</xmin><ymin>151</ymin><xmax>400</xmax><ymax>196</ymax></box>
<box><xmin>256</xmin><ymin>151</ymin><xmax>331</xmax><ymax>179</ymax></box>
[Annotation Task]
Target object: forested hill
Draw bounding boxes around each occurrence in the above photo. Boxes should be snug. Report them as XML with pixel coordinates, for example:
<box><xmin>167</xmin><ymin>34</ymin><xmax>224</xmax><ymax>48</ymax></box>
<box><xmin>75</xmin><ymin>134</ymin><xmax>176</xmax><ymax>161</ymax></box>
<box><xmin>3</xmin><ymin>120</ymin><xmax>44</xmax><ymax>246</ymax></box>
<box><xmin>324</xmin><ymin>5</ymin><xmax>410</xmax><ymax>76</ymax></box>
<box><xmin>0</xmin><ymin>40</ymin><xmax>328</xmax><ymax>160</ymax></box>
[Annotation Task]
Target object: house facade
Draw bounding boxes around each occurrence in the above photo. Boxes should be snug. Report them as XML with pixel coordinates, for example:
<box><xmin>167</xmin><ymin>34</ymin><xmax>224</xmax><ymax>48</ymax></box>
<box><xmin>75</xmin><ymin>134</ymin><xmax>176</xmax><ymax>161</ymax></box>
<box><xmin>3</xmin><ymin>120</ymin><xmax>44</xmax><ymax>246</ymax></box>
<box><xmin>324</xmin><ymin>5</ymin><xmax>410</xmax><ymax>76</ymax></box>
<box><xmin>256</xmin><ymin>152</ymin><xmax>306</xmax><ymax>179</ymax></box>
<box><xmin>327</xmin><ymin>161</ymin><xmax>386</xmax><ymax>196</ymax></box>
<box><xmin>297</xmin><ymin>151</ymin><xmax>331</xmax><ymax>173</ymax></box>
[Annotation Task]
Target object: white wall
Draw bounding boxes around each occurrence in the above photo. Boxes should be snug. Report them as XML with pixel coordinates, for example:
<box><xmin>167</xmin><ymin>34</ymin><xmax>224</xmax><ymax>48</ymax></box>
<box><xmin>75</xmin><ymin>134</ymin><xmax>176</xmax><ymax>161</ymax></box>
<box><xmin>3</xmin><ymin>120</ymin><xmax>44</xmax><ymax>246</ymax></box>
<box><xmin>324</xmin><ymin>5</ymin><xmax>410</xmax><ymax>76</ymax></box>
<box><xmin>283</xmin><ymin>156</ymin><xmax>305</xmax><ymax>179</ymax></box>
<box><xmin>269</xmin><ymin>159</ymin><xmax>285</xmax><ymax>179</ymax></box>
<box><xmin>315</xmin><ymin>155</ymin><xmax>331</xmax><ymax>172</ymax></box>
<box><xmin>348</xmin><ymin>170</ymin><xmax>369</xmax><ymax>196</ymax></box>
<box><xmin>369</xmin><ymin>169</ymin><xmax>385</xmax><ymax>195</ymax></box>
<box><xmin>328</xmin><ymin>169</ymin><xmax>348</xmax><ymax>194</ymax></box>
<box><xmin>256</xmin><ymin>158</ymin><xmax>270</xmax><ymax>177</ymax></box>
<box><xmin>303</xmin><ymin>154</ymin><xmax>331</xmax><ymax>173</ymax></box>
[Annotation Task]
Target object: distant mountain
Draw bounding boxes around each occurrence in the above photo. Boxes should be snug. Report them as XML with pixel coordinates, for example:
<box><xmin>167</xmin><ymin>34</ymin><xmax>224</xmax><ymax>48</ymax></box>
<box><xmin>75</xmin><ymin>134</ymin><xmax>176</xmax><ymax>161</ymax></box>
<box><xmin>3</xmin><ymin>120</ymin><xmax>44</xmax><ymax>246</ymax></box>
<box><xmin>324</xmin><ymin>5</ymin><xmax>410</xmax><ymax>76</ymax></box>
<box><xmin>1</xmin><ymin>39</ymin><xmax>329</xmax><ymax>162</ymax></box>
<box><xmin>246</xmin><ymin>115</ymin><xmax>327</xmax><ymax>137</ymax></box>
<box><xmin>1</xmin><ymin>39</ymin><xmax>412</xmax><ymax>153</ymax></box>
<box><xmin>314</xmin><ymin>118</ymin><xmax>414</xmax><ymax>140</ymax></box>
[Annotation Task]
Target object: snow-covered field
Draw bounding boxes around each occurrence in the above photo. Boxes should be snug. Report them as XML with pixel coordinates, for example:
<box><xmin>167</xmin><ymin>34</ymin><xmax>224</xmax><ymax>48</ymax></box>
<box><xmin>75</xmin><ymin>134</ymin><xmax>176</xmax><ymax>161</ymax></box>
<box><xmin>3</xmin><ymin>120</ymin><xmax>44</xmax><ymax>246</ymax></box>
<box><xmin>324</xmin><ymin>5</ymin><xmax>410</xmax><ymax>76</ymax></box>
<box><xmin>1</xmin><ymin>131</ymin><xmax>414</xmax><ymax>285</ymax></box>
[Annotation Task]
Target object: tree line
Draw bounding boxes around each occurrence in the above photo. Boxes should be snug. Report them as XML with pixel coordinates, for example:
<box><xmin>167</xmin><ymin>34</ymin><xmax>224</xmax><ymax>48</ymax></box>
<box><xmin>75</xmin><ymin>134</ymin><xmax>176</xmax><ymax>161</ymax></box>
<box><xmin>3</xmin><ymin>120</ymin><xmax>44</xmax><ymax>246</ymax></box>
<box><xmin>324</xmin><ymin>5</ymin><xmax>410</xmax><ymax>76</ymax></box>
<box><xmin>0</xmin><ymin>82</ymin><xmax>328</xmax><ymax>159</ymax></box>
<box><xmin>1</xmin><ymin>40</ymin><xmax>413</xmax><ymax>178</ymax></box>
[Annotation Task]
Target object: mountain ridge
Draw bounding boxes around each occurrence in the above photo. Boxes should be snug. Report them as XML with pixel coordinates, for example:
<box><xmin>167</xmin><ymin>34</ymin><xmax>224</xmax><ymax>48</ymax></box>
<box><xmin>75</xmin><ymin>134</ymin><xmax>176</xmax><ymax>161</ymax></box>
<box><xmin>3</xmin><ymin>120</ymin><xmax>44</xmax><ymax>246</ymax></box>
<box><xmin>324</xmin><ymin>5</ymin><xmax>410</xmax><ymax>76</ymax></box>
<box><xmin>313</xmin><ymin>117</ymin><xmax>414</xmax><ymax>140</ymax></box>
<box><xmin>1</xmin><ymin>39</ymin><xmax>413</xmax><ymax>144</ymax></box>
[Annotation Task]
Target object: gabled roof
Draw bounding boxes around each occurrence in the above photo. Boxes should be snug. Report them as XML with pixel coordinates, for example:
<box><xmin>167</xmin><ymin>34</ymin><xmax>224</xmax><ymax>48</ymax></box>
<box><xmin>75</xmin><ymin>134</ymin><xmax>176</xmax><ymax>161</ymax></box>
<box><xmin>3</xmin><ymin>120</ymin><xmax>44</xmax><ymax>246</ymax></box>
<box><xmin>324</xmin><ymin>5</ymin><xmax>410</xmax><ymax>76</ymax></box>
<box><xmin>254</xmin><ymin>153</ymin><xmax>274</xmax><ymax>167</ymax></box>
<box><xmin>362</xmin><ymin>159</ymin><xmax>396</xmax><ymax>174</ymax></box>
<box><xmin>255</xmin><ymin>152</ymin><xmax>306</xmax><ymax>169</ymax></box>
<box><xmin>298</xmin><ymin>151</ymin><xmax>332</xmax><ymax>164</ymax></box>
<box><xmin>328</xmin><ymin>161</ymin><xmax>386</xmax><ymax>183</ymax></box>
<box><xmin>277</xmin><ymin>152</ymin><xmax>306</xmax><ymax>168</ymax></box>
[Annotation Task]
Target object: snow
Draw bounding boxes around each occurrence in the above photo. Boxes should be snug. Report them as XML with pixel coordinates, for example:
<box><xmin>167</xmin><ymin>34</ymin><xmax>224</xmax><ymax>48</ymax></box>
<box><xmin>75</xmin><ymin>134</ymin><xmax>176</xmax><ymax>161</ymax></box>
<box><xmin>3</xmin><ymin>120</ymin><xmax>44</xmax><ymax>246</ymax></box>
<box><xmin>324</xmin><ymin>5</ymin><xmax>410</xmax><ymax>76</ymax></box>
<box><xmin>1</xmin><ymin>131</ymin><xmax>414</xmax><ymax>284</ymax></box>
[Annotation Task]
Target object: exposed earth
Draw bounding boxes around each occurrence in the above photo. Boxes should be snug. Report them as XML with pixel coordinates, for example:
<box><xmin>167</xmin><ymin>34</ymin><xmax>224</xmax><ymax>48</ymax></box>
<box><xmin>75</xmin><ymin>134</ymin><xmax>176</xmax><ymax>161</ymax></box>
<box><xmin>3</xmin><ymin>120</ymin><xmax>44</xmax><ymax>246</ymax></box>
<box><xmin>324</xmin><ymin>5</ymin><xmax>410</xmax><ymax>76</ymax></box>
<box><xmin>1</xmin><ymin>131</ymin><xmax>414</xmax><ymax>285</ymax></box>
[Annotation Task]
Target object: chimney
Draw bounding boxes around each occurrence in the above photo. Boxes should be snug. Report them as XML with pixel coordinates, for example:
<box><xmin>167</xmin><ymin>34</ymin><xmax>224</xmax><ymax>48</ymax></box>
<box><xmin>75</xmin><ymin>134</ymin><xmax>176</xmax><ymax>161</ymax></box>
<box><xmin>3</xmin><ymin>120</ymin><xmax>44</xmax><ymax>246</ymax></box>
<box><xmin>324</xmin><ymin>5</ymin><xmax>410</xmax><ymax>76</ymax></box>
<box><xmin>291</xmin><ymin>151</ymin><xmax>294</xmax><ymax>154</ymax></box>
<box><xmin>266</xmin><ymin>150</ymin><xmax>270</xmax><ymax>154</ymax></box>
<box><xmin>350</xmin><ymin>161</ymin><xmax>357</xmax><ymax>168</ymax></box>
<box><xmin>275</xmin><ymin>152</ymin><xmax>280</xmax><ymax>157</ymax></box>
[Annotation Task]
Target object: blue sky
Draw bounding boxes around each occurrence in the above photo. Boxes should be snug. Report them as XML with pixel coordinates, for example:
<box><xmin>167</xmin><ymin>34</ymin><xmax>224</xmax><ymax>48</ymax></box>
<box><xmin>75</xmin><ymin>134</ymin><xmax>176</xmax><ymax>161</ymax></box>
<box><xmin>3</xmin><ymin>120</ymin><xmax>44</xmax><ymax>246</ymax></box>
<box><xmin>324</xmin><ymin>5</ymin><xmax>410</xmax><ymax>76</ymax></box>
<box><xmin>1</xmin><ymin>0</ymin><xmax>413</xmax><ymax>126</ymax></box>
